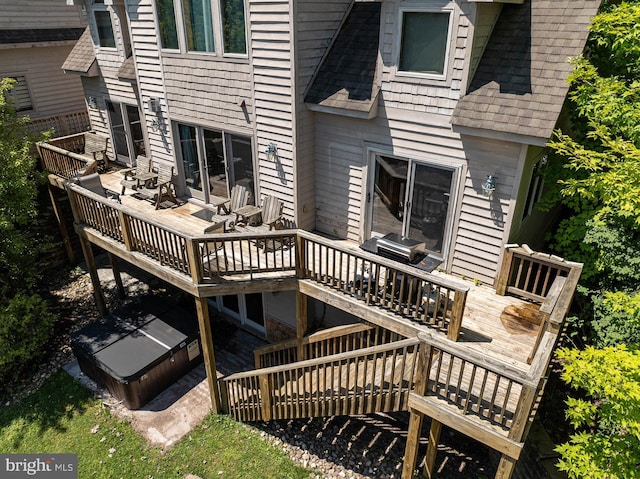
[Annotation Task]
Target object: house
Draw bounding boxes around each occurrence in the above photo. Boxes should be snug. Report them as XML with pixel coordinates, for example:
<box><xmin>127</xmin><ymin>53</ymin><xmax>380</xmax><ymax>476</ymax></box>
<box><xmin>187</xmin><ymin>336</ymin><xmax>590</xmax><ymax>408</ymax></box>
<box><xmin>41</xmin><ymin>0</ymin><xmax>599</xmax><ymax>477</ymax></box>
<box><xmin>0</xmin><ymin>0</ymin><xmax>89</xmax><ymax>135</ymax></box>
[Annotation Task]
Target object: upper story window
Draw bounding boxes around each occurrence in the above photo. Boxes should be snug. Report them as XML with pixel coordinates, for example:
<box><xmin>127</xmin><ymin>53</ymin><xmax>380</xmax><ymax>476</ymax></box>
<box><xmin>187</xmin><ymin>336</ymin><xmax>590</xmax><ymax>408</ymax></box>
<box><xmin>155</xmin><ymin>0</ymin><xmax>247</xmax><ymax>56</ymax></box>
<box><xmin>221</xmin><ymin>0</ymin><xmax>246</xmax><ymax>55</ymax></box>
<box><xmin>398</xmin><ymin>9</ymin><xmax>451</xmax><ymax>77</ymax></box>
<box><xmin>94</xmin><ymin>10</ymin><xmax>116</xmax><ymax>48</ymax></box>
<box><xmin>157</xmin><ymin>0</ymin><xmax>180</xmax><ymax>49</ymax></box>
<box><xmin>184</xmin><ymin>0</ymin><xmax>215</xmax><ymax>52</ymax></box>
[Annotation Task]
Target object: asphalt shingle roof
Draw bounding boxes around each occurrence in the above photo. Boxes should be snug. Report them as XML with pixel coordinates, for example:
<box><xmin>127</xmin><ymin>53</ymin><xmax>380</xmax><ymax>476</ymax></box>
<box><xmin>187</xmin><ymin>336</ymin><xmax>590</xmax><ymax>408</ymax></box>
<box><xmin>117</xmin><ymin>56</ymin><xmax>136</xmax><ymax>81</ymax></box>
<box><xmin>451</xmin><ymin>0</ymin><xmax>601</xmax><ymax>140</ymax></box>
<box><xmin>0</xmin><ymin>28</ymin><xmax>84</xmax><ymax>44</ymax></box>
<box><xmin>304</xmin><ymin>2</ymin><xmax>381</xmax><ymax>114</ymax></box>
<box><xmin>62</xmin><ymin>27</ymin><xmax>96</xmax><ymax>74</ymax></box>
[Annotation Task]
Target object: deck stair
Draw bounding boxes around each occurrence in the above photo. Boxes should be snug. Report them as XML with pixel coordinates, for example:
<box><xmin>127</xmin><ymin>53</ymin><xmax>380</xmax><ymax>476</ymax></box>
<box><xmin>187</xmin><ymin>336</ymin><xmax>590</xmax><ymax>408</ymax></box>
<box><xmin>219</xmin><ymin>324</ymin><xmax>420</xmax><ymax>421</ymax></box>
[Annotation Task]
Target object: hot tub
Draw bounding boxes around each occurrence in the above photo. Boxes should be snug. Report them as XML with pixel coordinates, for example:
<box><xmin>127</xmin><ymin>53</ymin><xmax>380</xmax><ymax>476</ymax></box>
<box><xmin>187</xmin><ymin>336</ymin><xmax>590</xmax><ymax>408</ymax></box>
<box><xmin>72</xmin><ymin>299</ymin><xmax>202</xmax><ymax>410</ymax></box>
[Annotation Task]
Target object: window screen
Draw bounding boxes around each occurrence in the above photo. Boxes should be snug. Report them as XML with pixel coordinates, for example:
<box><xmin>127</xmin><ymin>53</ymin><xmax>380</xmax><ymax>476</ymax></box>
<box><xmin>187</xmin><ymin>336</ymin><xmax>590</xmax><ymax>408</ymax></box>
<box><xmin>399</xmin><ymin>12</ymin><xmax>450</xmax><ymax>75</ymax></box>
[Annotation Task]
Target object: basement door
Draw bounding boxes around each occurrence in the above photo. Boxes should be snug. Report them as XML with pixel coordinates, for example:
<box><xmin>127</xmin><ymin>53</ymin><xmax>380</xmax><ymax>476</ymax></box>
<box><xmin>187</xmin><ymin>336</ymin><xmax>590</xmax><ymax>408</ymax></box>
<box><xmin>368</xmin><ymin>154</ymin><xmax>457</xmax><ymax>258</ymax></box>
<box><xmin>214</xmin><ymin>293</ymin><xmax>265</xmax><ymax>336</ymax></box>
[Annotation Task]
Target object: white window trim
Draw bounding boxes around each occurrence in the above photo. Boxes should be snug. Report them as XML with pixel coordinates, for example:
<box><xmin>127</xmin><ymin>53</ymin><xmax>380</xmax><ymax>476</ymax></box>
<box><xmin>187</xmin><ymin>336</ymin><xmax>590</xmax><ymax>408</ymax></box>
<box><xmin>154</xmin><ymin>0</ymin><xmax>248</xmax><ymax>58</ymax></box>
<box><xmin>92</xmin><ymin>5</ymin><xmax>118</xmax><ymax>51</ymax></box>
<box><xmin>395</xmin><ymin>5</ymin><xmax>454</xmax><ymax>81</ymax></box>
<box><xmin>182</xmin><ymin>0</ymin><xmax>218</xmax><ymax>55</ymax></box>
<box><xmin>219</xmin><ymin>0</ymin><xmax>249</xmax><ymax>58</ymax></box>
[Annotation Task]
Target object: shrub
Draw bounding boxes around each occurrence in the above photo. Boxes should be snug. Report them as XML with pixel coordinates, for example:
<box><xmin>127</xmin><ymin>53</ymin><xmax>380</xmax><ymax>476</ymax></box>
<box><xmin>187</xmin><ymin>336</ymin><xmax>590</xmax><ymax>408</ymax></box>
<box><xmin>0</xmin><ymin>292</ymin><xmax>56</xmax><ymax>392</ymax></box>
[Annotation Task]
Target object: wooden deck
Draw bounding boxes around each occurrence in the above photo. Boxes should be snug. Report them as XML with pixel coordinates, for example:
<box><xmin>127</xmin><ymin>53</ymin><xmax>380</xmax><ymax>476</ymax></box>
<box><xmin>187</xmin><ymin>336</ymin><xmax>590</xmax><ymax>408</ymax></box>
<box><xmin>39</xmin><ymin>140</ymin><xmax>582</xmax><ymax>479</ymax></box>
<box><xmin>72</xmin><ymin>169</ymin><xmax>542</xmax><ymax>370</ymax></box>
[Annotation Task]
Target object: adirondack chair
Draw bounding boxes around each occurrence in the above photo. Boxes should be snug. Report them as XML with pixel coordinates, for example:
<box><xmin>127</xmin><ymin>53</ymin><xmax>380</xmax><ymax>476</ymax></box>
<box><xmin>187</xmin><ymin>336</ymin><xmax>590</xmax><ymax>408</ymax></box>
<box><xmin>261</xmin><ymin>195</ymin><xmax>284</xmax><ymax>230</ymax></box>
<box><xmin>235</xmin><ymin>195</ymin><xmax>284</xmax><ymax>229</ymax></box>
<box><xmin>77</xmin><ymin>172</ymin><xmax>120</xmax><ymax>202</ymax></box>
<box><xmin>138</xmin><ymin>165</ymin><xmax>178</xmax><ymax>209</ymax></box>
<box><xmin>120</xmin><ymin>155</ymin><xmax>152</xmax><ymax>194</ymax></box>
<box><xmin>209</xmin><ymin>184</ymin><xmax>249</xmax><ymax>216</ymax></box>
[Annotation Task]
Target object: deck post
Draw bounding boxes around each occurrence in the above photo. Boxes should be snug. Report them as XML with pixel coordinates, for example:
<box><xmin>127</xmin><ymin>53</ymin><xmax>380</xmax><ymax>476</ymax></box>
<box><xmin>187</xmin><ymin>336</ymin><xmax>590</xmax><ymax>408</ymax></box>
<box><xmin>194</xmin><ymin>296</ymin><xmax>221</xmax><ymax>413</ymax></box>
<box><xmin>424</xmin><ymin>420</ymin><xmax>442</xmax><ymax>478</ymax></box>
<box><xmin>296</xmin><ymin>290</ymin><xmax>308</xmax><ymax>360</ymax></box>
<box><xmin>108</xmin><ymin>253</ymin><xmax>126</xmax><ymax>299</ymax></box>
<box><xmin>495</xmin><ymin>455</ymin><xmax>517</xmax><ymax>479</ymax></box>
<box><xmin>79</xmin><ymin>236</ymin><xmax>107</xmax><ymax>316</ymax></box>
<box><xmin>495</xmin><ymin>244</ymin><xmax>518</xmax><ymax>295</ymax></box>
<box><xmin>402</xmin><ymin>334</ymin><xmax>432</xmax><ymax>479</ymax></box>
<box><xmin>47</xmin><ymin>183</ymin><xmax>75</xmax><ymax>263</ymax></box>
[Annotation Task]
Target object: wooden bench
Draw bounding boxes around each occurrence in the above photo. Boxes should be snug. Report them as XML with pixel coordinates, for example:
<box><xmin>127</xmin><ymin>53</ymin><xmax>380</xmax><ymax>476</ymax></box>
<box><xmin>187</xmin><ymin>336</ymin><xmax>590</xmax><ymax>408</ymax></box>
<box><xmin>81</xmin><ymin>132</ymin><xmax>109</xmax><ymax>172</ymax></box>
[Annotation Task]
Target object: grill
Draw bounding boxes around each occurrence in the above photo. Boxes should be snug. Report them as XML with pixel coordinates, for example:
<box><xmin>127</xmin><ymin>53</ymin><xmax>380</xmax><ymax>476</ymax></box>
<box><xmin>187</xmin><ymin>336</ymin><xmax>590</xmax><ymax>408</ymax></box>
<box><xmin>376</xmin><ymin>233</ymin><xmax>425</xmax><ymax>263</ymax></box>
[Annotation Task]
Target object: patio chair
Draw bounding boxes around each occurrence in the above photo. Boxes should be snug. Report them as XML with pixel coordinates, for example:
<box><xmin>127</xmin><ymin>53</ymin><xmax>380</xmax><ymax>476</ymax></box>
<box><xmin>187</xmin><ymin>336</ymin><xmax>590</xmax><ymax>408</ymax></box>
<box><xmin>235</xmin><ymin>194</ymin><xmax>284</xmax><ymax>229</ymax></box>
<box><xmin>77</xmin><ymin>172</ymin><xmax>120</xmax><ymax>202</ymax></box>
<box><xmin>120</xmin><ymin>155</ymin><xmax>152</xmax><ymax>194</ymax></box>
<box><xmin>138</xmin><ymin>165</ymin><xmax>178</xmax><ymax>209</ymax></box>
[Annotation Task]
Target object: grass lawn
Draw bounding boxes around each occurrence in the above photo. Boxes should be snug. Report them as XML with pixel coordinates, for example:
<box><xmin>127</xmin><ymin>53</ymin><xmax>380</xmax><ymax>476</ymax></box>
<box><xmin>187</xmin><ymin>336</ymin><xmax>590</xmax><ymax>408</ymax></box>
<box><xmin>0</xmin><ymin>371</ymin><xmax>309</xmax><ymax>479</ymax></box>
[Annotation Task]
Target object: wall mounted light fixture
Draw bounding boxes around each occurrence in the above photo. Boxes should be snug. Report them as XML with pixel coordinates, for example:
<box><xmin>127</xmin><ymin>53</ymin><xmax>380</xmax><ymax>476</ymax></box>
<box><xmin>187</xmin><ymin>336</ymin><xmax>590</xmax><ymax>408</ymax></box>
<box><xmin>266</xmin><ymin>142</ymin><xmax>278</xmax><ymax>161</ymax></box>
<box><xmin>146</xmin><ymin>97</ymin><xmax>162</xmax><ymax>113</ymax></box>
<box><xmin>482</xmin><ymin>174</ymin><xmax>497</xmax><ymax>198</ymax></box>
<box><xmin>87</xmin><ymin>96</ymin><xmax>97</xmax><ymax>109</ymax></box>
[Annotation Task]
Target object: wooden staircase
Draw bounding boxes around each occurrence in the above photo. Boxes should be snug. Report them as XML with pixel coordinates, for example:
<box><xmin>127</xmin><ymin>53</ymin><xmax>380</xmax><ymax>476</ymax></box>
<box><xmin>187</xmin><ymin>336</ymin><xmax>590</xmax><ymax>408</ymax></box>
<box><xmin>219</xmin><ymin>324</ymin><xmax>421</xmax><ymax>422</ymax></box>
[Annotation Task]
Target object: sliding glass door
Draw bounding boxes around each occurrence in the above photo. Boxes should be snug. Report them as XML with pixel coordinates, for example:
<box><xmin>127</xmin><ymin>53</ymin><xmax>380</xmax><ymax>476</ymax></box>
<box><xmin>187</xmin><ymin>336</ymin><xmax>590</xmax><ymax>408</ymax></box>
<box><xmin>370</xmin><ymin>154</ymin><xmax>456</xmax><ymax>257</ymax></box>
<box><xmin>176</xmin><ymin>122</ymin><xmax>255</xmax><ymax>204</ymax></box>
<box><xmin>106</xmin><ymin>100</ymin><xmax>146</xmax><ymax>165</ymax></box>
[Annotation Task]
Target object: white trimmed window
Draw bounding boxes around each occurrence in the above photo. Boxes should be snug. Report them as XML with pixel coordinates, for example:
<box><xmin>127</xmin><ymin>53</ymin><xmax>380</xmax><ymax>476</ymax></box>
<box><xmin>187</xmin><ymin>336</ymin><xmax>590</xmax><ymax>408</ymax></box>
<box><xmin>6</xmin><ymin>76</ymin><xmax>33</xmax><ymax>112</ymax></box>
<box><xmin>155</xmin><ymin>0</ymin><xmax>247</xmax><ymax>56</ymax></box>
<box><xmin>94</xmin><ymin>9</ymin><xmax>116</xmax><ymax>48</ymax></box>
<box><xmin>398</xmin><ymin>9</ymin><xmax>452</xmax><ymax>77</ymax></box>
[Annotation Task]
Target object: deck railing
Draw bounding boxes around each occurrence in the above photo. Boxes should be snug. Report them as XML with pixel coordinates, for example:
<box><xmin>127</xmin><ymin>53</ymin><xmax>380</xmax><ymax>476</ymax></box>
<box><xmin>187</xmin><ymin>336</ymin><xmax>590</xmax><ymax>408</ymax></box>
<box><xmin>65</xmin><ymin>185</ymin><xmax>470</xmax><ymax>340</ymax></box>
<box><xmin>495</xmin><ymin>244</ymin><xmax>581</xmax><ymax>303</ymax></box>
<box><xmin>254</xmin><ymin>323</ymin><xmax>404</xmax><ymax>368</ymax></box>
<box><xmin>297</xmin><ymin>231</ymin><xmax>469</xmax><ymax>340</ymax></box>
<box><xmin>37</xmin><ymin>136</ymin><xmax>95</xmax><ymax>180</ymax></box>
<box><xmin>28</xmin><ymin>111</ymin><xmax>89</xmax><ymax>137</ymax></box>
<box><xmin>221</xmin><ymin>337</ymin><xmax>421</xmax><ymax>422</ymax></box>
<box><xmin>407</xmin><ymin>333</ymin><xmax>538</xmax><ymax>461</ymax></box>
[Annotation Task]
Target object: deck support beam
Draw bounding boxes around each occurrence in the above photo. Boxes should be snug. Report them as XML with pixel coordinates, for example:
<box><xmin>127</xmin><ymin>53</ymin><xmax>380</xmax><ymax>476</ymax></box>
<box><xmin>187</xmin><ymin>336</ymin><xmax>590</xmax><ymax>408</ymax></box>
<box><xmin>195</xmin><ymin>297</ymin><xmax>221</xmax><ymax>413</ymax></box>
<box><xmin>47</xmin><ymin>183</ymin><xmax>75</xmax><ymax>264</ymax></box>
<box><xmin>424</xmin><ymin>420</ymin><xmax>443</xmax><ymax>478</ymax></box>
<box><xmin>79</xmin><ymin>236</ymin><xmax>107</xmax><ymax>316</ymax></box>
<box><xmin>108</xmin><ymin>253</ymin><xmax>126</xmax><ymax>299</ymax></box>
<box><xmin>296</xmin><ymin>290</ymin><xmax>308</xmax><ymax>360</ymax></box>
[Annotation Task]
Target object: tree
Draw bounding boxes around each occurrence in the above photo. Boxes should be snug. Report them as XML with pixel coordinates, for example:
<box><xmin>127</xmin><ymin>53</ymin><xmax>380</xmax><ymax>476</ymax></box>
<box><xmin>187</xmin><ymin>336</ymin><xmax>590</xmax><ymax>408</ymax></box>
<box><xmin>555</xmin><ymin>345</ymin><xmax>640</xmax><ymax>479</ymax></box>
<box><xmin>542</xmin><ymin>2</ymin><xmax>640</xmax><ymax>478</ymax></box>
<box><xmin>0</xmin><ymin>77</ymin><xmax>48</xmax><ymax>293</ymax></box>
<box><xmin>0</xmin><ymin>78</ymin><xmax>55</xmax><ymax>394</ymax></box>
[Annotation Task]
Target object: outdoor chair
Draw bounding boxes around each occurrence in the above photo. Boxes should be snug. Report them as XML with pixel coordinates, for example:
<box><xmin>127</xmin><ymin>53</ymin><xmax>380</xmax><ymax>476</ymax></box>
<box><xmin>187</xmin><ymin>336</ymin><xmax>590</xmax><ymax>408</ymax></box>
<box><xmin>77</xmin><ymin>172</ymin><xmax>120</xmax><ymax>202</ymax></box>
<box><xmin>138</xmin><ymin>165</ymin><xmax>178</xmax><ymax>209</ymax></box>
<box><xmin>120</xmin><ymin>155</ymin><xmax>152</xmax><ymax>194</ymax></box>
<box><xmin>235</xmin><ymin>194</ymin><xmax>284</xmax><ymax>229</ymax></box>
<box><xmin>209</xmin><ymin>185</ymin><xmax>249</xmax><ymax>229</ymax></box>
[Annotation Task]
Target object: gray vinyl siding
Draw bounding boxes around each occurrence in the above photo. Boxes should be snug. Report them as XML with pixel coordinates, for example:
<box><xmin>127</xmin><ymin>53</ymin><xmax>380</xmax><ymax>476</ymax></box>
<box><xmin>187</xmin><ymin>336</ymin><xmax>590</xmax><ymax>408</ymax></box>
<box><xmin>312</xmin><ymin>0</ymin><xmax>525</xmax><ymax>283</ymax></box>
<box><xmin>251</xmin><ymin>0</ymin><xmax>296</xmax><ymax>220</ymax></box>
<box><xmin>0</xmin><ymin>0</ymin><xmax>85</xmax><ymax>30</ymax></box>
<box><xmin>294</xmin><ymin>0</ymin><xmax>351</xmax><ymax>230</ymax></box>
<box><xmin>0</xmin><ymin>45</ymin><xmax>85</xmax><ymax>121</ymax></box>
<box><xmin>468</xmin><ymin>3</ymin><xmax>502</xmax><ymax>88</ymax></box>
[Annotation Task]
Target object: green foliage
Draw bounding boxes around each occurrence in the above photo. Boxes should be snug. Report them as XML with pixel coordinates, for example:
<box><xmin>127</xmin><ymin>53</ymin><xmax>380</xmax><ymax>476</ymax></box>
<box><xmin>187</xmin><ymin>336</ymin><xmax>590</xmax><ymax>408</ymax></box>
<box><xmin>556</xmin><ymin>345</ymin><xmax>640</xmax><ymax>479</ymax></box>
<box><xmin>0</xmin><ymin>292</ymin><xmax>56</xmax><ymax>390</ymax></box>
<box><xmin>0</xmin><ymin>372</ymin><xmax>309</xmax><ymax>479</ymax></box>
<box><xmin>0</xmin><ymin>78</ymin><xmax>48</xmax><ymax>294</ymax></box>
<box><xmin>591</xmin><ymin>291</ymin><xmax>640</xmax><ymax>346</ymax></box>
